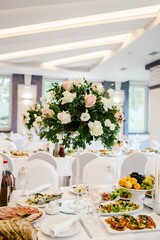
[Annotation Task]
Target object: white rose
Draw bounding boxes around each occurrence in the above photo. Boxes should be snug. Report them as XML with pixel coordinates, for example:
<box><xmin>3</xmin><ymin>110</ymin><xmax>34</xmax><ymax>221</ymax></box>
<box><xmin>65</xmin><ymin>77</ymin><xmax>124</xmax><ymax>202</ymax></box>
<box><xmin>101</xmin><ymin>97</ymin><xmax>114</xmax><ymax>111</ymax></box>
<box><xmin>36</xmin><ymin>116</ymin><xmax>42</xmax><ymax>123</ymax></box>
<box><xmin>56</xmin><ymin>134</ymin><xmax>63</xmax><ymax>140</ymax></box>
<box><xmin>92</xmin><ymin>83</ymin><xmax>104</xmax><ymax>93</ymax></box>
<box><xmin>104</xmin><ymin>119</ymin><xmax>111</xmax><ymax>127</ymax></box>
<box><xmin>88</xmin><ymin>120</ymin><xmax>103</xmax><ymax>136</ymax></box>
<box><xmin>110</xmin><ymin>123</ymin><xmax>115</xmax><ymax>131</ymax></box>
<box><xmin>57</xmin><ymin>111</ymin><xmax>71</xmax><ymax>124</ymax></box>
<box><xmin>33</xmin><ymin>121</ymin><xmax>39</xmax><ymax>129</ymax></box>
<box><xmin>80</xmin><ymin>112</ymin><xmax>91</xmax><ymax>122</ymax></box>
<box><xmin>61</xmin><ymin>91</ymin><xmax>76</xmax><ymax>104</ymax></box>
<box><xmin>74</xmin><ymin>77</ymin><xmax>85</xmax><ymax>87</ymax></box>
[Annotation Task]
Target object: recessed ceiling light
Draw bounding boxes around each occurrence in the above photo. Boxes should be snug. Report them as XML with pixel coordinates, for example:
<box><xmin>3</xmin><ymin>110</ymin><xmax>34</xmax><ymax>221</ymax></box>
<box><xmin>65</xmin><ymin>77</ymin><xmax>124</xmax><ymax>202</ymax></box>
<box><xmin>119</xmin><ymin>67</ymin><xmax>127</xmax><ymax>71</ymax></box>
<box><xmin>0</xmin><ymin>34</ymin><xmax>128</xmax><ymax>60</ymax></box>
<box><xmin>0</xmin><ymin>5</ymin><xmax>159</xmax><ymax>38</ymax></box>
<box><xmin>148</xmin><ymin>51</ymin><xmax>160</xmax><ymax>56</ymax></box>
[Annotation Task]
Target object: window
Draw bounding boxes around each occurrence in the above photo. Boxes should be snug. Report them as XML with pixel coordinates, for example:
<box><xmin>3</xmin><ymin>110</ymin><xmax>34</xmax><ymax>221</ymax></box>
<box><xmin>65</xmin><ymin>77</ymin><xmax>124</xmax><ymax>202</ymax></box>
<box><xmin>43</xmin><ymin>78</ymin><xmax>62</xmax><ymax>99</ymax></box>
<box><xmin>128</xmin><ymin>83</ymin><xmax>148</xmax><ymax>133</ymax></box>
<box><xmin>0</xmin><ymin>76</ymin><xmax>11</xmax><ymax>131</ymax></box>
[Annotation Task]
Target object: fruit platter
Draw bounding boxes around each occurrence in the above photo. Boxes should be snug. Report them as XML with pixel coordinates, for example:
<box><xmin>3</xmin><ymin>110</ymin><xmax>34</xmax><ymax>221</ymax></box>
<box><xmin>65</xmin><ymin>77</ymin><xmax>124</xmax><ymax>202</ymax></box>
<box><xmin>119</xmin><ymin>172</ymin><xmax>155</xmax><ymax>191</ymax></box>
<box><xmin>119</xmin><ymin>172</ymin><xmax>155</xmax><ymax>204</ymax></box>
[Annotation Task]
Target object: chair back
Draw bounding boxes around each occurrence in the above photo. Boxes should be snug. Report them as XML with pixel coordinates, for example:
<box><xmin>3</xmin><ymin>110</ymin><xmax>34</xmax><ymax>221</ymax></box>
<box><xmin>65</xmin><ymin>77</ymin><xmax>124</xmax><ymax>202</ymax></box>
<box><xmin>71</xmin><ymin>152</ymin><xmax>98</xmax><ymax>184</ymax></box>
<box><xmin>28</xmin><ymin>159</ymin><xmax>59</xmax><ymax>189</ymax></box>
<box><xmin>83</xmin><ymin>157</ymin><xmax>117</xmax><ymax>185</ymax></box>
<box><xmin>27</xmin><ymin>152</ymin><xmax>57</xmax><ymax>169</ymax></box>
<box><xmin>120</xmin><ymin>152</ymin><xmax>148</xmax><ymax>178</ymax></box>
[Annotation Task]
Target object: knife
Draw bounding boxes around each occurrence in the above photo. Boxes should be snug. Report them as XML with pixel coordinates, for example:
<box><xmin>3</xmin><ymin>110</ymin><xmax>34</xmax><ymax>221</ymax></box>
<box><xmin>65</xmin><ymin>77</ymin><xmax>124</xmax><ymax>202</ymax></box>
<box><xmin>79</xmin><ymin>219</ymin><xmax>92</xmax><ymax>238</ymax></box>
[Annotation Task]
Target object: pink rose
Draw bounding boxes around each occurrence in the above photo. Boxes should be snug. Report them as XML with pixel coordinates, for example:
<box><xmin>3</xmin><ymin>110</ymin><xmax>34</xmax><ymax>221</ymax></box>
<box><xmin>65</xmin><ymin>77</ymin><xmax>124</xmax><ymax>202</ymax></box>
<box><xmin>85</xmin><ymin>94</ymin><xmax>97</xmax><ymax>108</ymax></box>
<box><xmin>62</xmin><ymin>81</ymin><xmax>73</xmax><ymax>91</ymax></box>
<box><xmin>41</xmin><ymin>108</ymin><xmax>54</xmax><ymax>117</ymax></box>
<box><xmin>114</xmin><ymin>112</ymin><xmax>124</xmax><ymax>124</ymax></box>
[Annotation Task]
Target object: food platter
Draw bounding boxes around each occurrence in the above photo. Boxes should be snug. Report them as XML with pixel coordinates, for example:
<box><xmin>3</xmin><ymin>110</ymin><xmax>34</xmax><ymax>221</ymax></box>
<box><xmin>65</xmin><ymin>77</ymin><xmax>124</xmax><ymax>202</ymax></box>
<box><xmin>101</xmin><ymin>213</ymin><xmax>159</xmax><ymax>234</ymax></box>
<box><xmin>99</xmin><ymin>200</ymin><xmax>143</xmax><ymax>216</ymax></box>
<box><xmin>17</xmin><ymin>193</ymin><xmax>62</xmax><ymax>208</ymax></box>
<box><xmin>0</xmin><ymin>206</ymin><xmax>43</xmax><ymax>223</ymax></box>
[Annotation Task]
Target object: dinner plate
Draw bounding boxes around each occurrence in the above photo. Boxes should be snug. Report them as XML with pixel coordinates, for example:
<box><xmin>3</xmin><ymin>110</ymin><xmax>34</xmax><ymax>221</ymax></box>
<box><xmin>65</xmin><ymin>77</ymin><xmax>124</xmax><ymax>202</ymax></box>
<box><xmin>100</xmin><ymin>201</ymin><xmax>143</xmax><ymax>216</ymax></box>
<box><xmin>101</xmin><ymin>212</ymin><xmax>159</xmax><ymax>234</ymax></box>
<box><xmin>40</xmin><ymin>215</ymin><xmax>81</xmax><ymax>237</ymax></box>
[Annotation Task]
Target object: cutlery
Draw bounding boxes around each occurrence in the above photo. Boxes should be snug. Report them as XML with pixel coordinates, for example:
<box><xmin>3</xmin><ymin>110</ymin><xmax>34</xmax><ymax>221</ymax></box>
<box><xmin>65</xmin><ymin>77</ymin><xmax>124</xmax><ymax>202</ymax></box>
<box><xmin>79</xmin><ymin>219</ymin><xmax>92</xmax><ymax>238</ymax></box>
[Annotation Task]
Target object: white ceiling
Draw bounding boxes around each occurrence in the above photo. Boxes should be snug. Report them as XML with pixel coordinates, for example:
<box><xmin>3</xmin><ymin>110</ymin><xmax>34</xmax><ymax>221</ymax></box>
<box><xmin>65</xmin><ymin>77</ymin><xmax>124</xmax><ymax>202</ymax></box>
<box><xmin>0</xmin><ymin>0</ymin><xmax>160</xmax><ymax>82</ymax></box>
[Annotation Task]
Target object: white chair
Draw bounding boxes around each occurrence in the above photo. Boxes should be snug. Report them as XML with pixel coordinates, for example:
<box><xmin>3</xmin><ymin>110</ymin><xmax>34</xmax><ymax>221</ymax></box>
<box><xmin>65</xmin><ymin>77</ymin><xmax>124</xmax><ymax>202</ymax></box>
<box><xmin>27</xmin><ymin>152</ymin><xmax>57</xmax><ymax>169</ymax></box>
<box><xmin>0</xmin><ymin>153</ymin><xmax>15</xmax><ymax>173</ymax></box>
<box><xmin>0</xmin><ymin>140</ymin><xmax>17</xmax><ymax>151</ymax></box>
<box><xmin>28</xmin><ymin>159</ymin><xmax>59</xmax><ymax>189</ymax></box>
<box><xmin>83</xmin><ymin>157</ymin><xmax>117</xmax><ymax>185</ymax></box>
<box><xmin>120</xmin><ymin>152</ymin><xmax>148</xmax><ymax>178</ymax></box>
<box><xmin>71</xmin><ymin>152</ymin><xmax>98</xmax><ymax>184</ymax></box>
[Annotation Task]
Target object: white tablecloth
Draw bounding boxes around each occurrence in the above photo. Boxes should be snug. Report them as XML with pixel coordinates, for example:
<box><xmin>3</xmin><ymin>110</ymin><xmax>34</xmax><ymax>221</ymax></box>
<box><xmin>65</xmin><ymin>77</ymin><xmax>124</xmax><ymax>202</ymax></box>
<box><xmin>9</xmin><ymin>187</ymin><xmax>160</xmax><ymax>240</ymax></box>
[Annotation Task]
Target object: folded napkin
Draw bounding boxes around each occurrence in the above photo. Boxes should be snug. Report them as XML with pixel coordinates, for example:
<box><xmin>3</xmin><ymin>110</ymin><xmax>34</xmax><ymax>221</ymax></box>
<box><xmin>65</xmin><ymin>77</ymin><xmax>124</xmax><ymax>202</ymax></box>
<box><xmin>49</xmin><ymin>212</ymin><xmax>83</xmax><ymax>237</ymax></box>
<box><xmin>23</xmin><ymin>183</ymin><xmax>51</xmax><ymax>196</ymax></box>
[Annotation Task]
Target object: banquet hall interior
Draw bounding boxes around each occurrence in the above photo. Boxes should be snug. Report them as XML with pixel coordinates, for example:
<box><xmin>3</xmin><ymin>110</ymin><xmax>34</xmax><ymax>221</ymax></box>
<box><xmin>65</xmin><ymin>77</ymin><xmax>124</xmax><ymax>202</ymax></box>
<box><xmin>0</xmin><ymin>0</ymin><xmax>160</xmax><ymax>239</ymax></box>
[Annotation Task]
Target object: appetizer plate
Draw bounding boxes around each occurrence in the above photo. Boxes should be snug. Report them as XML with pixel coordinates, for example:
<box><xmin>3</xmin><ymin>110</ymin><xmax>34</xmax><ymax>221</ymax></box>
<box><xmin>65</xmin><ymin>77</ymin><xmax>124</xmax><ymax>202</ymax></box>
<box><xmin>100</xmin><ymin>201</ymin><xmax>143</xmax><ymax>216</ymax></box>
<box><xmin>69</xmin><ymin>185</ymin><xmax>87</xmax><ymax>195</ymax></box>
<box><xmin>40</xmin><ymin>215</ymin><xmax>81</xmax><ymax>237</ymax></box>
<box><xmin>101</xmin><ymin>212</ymin><xmax>159</xmax><ymax>234</ymax></box>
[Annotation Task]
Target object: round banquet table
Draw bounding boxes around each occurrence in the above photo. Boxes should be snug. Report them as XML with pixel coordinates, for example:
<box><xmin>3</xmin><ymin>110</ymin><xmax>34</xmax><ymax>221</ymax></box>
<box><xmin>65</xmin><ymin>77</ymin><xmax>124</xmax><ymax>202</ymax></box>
<box><xmin>8</xmin><ymin>186</ymin><xmax>160</xmax><ymax>240</ymax></box>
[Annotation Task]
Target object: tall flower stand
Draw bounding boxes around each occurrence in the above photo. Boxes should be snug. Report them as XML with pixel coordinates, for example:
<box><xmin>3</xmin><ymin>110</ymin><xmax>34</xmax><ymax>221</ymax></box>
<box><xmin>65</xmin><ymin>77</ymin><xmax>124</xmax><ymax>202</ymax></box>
<box><xmin>68</xmin><ymin>149</ymin><xmax>86</xmax><ymax>212</ymax></box>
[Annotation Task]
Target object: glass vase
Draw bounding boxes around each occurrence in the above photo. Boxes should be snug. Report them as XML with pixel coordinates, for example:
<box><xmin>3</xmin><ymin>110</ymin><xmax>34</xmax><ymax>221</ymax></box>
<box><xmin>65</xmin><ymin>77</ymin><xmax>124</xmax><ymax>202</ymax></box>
<box><xmin>68</xmin><ymin>148</ymin><xmax>86</xmax><ymax>212</ymax></box>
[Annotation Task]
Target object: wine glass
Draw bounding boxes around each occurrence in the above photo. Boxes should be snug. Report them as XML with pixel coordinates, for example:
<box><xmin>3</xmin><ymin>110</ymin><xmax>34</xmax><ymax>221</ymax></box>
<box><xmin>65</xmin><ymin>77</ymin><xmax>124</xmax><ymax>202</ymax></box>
<box><xmin>105</xmin><ymin>164</ymin><xmax>117</xmax><ymax>192</ymax></box>
<box><xmin>18</xmin><ymin>167</ymin><xmax>29</xmax><ymax>194</ymax></box>
<box><xmin>84</xmin><ymin>185</ymin><xmax>102</xmax><ymax>236</ymax></box>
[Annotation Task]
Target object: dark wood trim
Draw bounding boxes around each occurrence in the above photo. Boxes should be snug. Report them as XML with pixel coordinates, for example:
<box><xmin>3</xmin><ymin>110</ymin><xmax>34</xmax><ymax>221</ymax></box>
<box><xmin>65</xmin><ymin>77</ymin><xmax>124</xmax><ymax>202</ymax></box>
<box><xmin>149</xmin><ymin>84</ymin><xmax>160</xmax><ymax>90</ymax></box>
<box><xmin>145</xmin><ymin>59</ymin><xmax>160</xmax><ymax>70</ymax></box>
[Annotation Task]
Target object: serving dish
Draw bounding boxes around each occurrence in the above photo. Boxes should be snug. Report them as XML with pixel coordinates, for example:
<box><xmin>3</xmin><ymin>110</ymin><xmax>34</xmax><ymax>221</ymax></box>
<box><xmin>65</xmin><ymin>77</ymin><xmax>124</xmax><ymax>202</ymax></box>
<box><xmin>101</xmin><ymin>213</ymin><xmax>158</xmax><ymax>234</ymax></box>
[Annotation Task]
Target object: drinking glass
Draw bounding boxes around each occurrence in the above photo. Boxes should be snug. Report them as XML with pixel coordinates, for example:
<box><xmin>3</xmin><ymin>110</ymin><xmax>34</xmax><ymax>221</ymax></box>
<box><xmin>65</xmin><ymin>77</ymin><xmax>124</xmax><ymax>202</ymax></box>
<box><xmin>19</xmin><ymin>167</ymin><xmax>29</xmax><ymax>194</ymax></box>
<box><xmin>105</xmin><ymin>164</ymin><xmax>117</xmax><ymax>192</ymax></box>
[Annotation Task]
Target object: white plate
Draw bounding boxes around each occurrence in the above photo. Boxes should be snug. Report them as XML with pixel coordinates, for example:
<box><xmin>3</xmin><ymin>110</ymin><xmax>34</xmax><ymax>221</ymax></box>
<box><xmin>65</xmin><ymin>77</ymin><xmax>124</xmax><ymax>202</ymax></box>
<box><xmin>143</xmin><ymin>198</ymin><xmax>153</xmax><ymax>209</ymax></box>
<box><xmin>120</xmin><ymin>187</ymin><xmax>153</xmax><ymax>194</ymax></box>
<box><xmin>100</xmin><ymin>201</ymin><xmax>143</xmax><ymax>216</ymax></box>
<box><xmin>69</xmin><ymin>185</ymin><xmax>86</xmax><ymax>195</ymax></box>
<box><xmin>17</xmin><ymin>196</ymin><xmax>47</xmax><ymax>208</ymax></box>
<box><xmin>101</xmin><ymin>212</ymin><xmax>159</xmax><ymax>234</ymax></box>
<box><xmin>40</xmin><ymin>215</ymin><xmax>81</xmax><ymax>237</ymax></box>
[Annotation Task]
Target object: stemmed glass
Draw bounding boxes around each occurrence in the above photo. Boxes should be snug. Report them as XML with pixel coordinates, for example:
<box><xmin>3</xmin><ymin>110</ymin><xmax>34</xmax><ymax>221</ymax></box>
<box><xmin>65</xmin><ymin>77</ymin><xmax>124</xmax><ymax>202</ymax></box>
<box><xmin>19</xmin><ymin>167</ymin><xmax>29</xmax><ymax>194</ymax></box>
<box><xmin>105</xmin><ymin>164</ymin><xmax>117</xmax><ymax>192</ymax></box>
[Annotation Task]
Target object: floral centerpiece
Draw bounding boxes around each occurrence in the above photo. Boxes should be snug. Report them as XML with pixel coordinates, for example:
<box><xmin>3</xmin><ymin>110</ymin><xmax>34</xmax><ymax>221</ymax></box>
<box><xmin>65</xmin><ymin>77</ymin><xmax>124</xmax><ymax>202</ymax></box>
<box><xmin>22</xmin><ymin>103</ymin><xmax>42</xmax><ymax>130</ymax></box>
<box><xmin>39</xmin><ymin>78</ymin><xmax>124</xmax><ymax>149</ymax></box>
